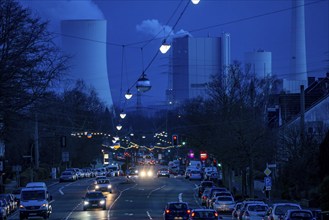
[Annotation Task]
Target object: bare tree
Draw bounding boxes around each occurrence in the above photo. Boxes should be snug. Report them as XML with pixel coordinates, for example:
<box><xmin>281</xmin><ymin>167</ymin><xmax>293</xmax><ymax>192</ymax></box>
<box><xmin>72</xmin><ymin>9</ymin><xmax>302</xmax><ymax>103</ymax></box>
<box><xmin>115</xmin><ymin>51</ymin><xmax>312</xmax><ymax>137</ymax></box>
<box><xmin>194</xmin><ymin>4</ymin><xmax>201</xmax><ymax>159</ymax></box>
<box><xmin>0</xmin><ymin>0</ymin><xmax>68</xmax><ymax>118</ymax></box>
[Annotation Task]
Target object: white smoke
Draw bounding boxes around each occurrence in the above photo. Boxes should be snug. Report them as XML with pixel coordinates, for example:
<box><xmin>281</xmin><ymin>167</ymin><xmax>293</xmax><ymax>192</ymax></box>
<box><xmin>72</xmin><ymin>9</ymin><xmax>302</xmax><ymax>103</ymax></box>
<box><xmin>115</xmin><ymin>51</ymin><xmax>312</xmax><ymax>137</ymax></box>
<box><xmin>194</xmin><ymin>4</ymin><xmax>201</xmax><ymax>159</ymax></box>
<box><xmin>20</xmin><ymin>0</ymin><xmax>104</xmax><ymax>32</ymax></box>
<box><xmin>136</xmin><ymin>19</ymin><xmax>192</xmax><ymax>40</ymax></box>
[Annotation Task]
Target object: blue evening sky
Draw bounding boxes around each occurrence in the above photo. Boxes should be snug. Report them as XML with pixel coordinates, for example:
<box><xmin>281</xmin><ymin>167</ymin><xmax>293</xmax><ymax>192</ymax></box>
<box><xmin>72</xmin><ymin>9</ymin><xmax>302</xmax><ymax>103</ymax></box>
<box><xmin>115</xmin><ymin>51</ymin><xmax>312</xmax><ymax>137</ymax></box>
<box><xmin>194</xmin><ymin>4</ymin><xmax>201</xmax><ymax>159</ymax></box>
<box><xmin>20</xmin><ymin>0</ymin><xmax>329</xmax><ymax>108</ymax></box>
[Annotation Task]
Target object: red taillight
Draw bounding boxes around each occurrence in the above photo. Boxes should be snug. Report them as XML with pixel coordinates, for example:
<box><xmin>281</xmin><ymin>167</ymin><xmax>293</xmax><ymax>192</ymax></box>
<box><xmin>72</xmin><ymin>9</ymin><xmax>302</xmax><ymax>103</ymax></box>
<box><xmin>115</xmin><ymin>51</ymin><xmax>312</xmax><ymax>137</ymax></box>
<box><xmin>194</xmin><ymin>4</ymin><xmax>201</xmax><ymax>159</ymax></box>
<box><xmin>214</xmin><ymin>212</ymin><xmax>218</xmax><ymax>217</ymax></box>
<box><xmin>187</xmin><ymin>209</ymin><xmax>191</xmax><ymax>214</ymax></box>
<box><xmin>191</xmin><ymin>212</ymin><xmax>195</xmax><ymax>217</ymax></box>
<box><xmin>165</xmin><ymin>209</ymin><xmax>170</xmax><ymax>214</ymax></box>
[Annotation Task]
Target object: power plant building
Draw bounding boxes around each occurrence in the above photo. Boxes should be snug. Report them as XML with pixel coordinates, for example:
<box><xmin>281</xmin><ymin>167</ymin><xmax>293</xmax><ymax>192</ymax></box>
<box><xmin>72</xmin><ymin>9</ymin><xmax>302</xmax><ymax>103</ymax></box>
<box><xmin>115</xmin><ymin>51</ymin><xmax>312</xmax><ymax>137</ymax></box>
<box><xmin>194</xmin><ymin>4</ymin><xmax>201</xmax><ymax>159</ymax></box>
<box><xmin>244</xmin><ymin>50</ymin><xmax>272</xmax><ymax>78</ymax></box>
<box><xmin>60</xmin><ymin>19</ymin><xmax>113</xmax><ymax>107</ymax></box>
<box><xmin>168</xmin><ymin>34</ymin><xmax>231</xmax><ymax>104</ymax></box>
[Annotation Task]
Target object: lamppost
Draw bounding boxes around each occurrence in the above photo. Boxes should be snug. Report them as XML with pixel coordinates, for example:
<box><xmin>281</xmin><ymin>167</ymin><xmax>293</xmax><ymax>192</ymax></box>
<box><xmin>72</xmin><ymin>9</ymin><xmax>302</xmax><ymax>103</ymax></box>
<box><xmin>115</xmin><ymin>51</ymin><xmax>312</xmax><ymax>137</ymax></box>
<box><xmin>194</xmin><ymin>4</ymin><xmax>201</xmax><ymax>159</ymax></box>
<box><xmin>23</xmin><ymin>143</ymin><xmax>35</xmax><ymax>182</ymax></box>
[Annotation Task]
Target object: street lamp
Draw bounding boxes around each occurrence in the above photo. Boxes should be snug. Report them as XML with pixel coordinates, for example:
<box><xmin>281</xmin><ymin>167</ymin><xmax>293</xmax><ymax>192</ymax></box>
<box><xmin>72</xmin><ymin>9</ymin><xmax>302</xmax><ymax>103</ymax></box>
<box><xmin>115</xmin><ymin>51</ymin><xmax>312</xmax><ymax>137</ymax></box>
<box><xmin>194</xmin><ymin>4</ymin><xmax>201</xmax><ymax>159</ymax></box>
<box><xmin>159</xmin><ymin>40</ymin><xmax>171</xmax><ymax>54</ymax></box>
<box><xmin>125</xmin><ymin>90</ymin><xmax>133</xmax><ymax>100</ymax></box>
<box><xmin>120</xmin><ymin>111</ymin><xmax>126</xmax><ymax>119</ymax></box>
<box><xmin>191</xmin><ymin>0</ymin><xmax>200</xmax><ymax>4</ymax></box>
<box><xmin>116</xmin><ymin>125</ymin><xmax>122</xmax><ymax>131</ymax></box>
<box><xmin>136</xmin><ymin>73</ymin><xmax>151</xmax><ymax>92</ymax></box>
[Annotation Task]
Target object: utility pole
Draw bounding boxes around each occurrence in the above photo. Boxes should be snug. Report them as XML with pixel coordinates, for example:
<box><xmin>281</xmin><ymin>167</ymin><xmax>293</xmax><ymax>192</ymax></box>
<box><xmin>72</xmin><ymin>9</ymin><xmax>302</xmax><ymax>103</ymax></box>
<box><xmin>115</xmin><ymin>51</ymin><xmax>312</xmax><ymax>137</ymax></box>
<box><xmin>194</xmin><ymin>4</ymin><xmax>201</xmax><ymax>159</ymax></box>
<box><xmin>300</xmin><ymin>85</ymin><xmax>305</xmax><ymax>145</ymax></box>
<box><xmin>34</xmin><ymin>113</ymin><xmax>39</xmax><ymax>169</ymax></box>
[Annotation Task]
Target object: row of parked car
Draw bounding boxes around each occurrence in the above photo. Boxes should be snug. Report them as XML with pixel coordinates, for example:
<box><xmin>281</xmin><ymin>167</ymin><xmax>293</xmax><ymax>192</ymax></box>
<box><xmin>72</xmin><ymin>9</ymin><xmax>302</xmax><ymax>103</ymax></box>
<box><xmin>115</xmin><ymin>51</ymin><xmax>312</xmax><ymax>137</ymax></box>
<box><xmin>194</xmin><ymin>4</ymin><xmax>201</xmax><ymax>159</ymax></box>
<box><xmin>0</xmin><ymin>193</ymin><xmax>18</xmax><ymax>220</ymax></box>
<box><xmin>197</xmin><ymin>180</ymin><xmax>321</xmax><ymax>220</ymax></box>
<box><xmin>59</xmin><ymin>165</ymin><xmax>123</xmax><ymax>183</ymax></box>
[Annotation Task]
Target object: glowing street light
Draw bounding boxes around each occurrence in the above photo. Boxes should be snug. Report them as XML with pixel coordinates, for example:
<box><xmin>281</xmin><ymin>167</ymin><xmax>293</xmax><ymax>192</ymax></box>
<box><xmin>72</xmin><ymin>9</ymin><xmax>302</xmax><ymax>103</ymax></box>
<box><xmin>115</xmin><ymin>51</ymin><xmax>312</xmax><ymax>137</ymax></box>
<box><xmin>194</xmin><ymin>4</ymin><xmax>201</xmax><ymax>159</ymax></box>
<box><xmin>116</xmin><ymin>125</ymin><xmax>122</xmax><ymax>130</ymax></box>
<box><xmin>159</xmin><ymin>40</ymin><xmax>171</xmax><ymax>54</ymax></box>
<box><xmin>120</xmin><ymin>111</ymin><xmax>126</xmax><ymax>119</ymax></box>
<box><xmin>125</xmin><ymin>90</ymin><xmax>133</xmax><ymax>100</ymax></box>
<box><xmin>191</xmin><ymin>0</ymin><xmax>200</xmax><ymax>4</ymax></box>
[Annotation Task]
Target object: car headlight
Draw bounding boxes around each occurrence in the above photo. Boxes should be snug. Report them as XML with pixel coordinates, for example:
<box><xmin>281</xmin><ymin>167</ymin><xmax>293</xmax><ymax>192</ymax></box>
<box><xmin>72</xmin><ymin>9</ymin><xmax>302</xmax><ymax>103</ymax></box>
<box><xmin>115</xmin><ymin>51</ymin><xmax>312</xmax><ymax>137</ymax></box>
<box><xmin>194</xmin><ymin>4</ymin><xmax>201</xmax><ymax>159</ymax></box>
<box><xmin>108</xmin><ymin>184</ymin><xmax>112</xmax><ymax>188</ymax></box>
<box><xmin>135</xmin><ymin>170</ymin><xmax>138</xmax><ymax>174</ymax></box>
<box><xmin>19</xmin><ymin>204</ymin><xmax>25</xmax><ymax>209</ymax></box>
<box><xmin>99</xmin><ymin>200</ymin><xmax>105</xmax><ymax>205</ymax></box>
<box><xmin>147</xmin><ymin>170</ymin><xmax>153</xmax><ymax>177</ymax></box>
<box><xmin>95</xmin><ymin>185</ymin><xmax>100</xmax><ymax>189</ymax></box>
<box><xmin>140</xmin><ymin>171</ymin><xmax>146</xmax><ymax>177</ymax></box>
<box><xmin>84</xmin><ymin>201</ymin><xmax>89</xmax><ymax>205</ymax></box>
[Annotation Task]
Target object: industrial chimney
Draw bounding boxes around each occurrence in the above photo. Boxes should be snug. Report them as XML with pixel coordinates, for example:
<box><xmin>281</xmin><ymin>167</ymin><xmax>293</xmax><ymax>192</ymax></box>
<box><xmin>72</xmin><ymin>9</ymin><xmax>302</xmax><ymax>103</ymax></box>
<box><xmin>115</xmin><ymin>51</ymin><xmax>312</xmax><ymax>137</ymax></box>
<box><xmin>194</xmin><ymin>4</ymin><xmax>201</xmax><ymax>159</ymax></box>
<box><xmin>283</xmin><ymin>0</ymin><xmax>308</xmax><ymax>93</ymax></box>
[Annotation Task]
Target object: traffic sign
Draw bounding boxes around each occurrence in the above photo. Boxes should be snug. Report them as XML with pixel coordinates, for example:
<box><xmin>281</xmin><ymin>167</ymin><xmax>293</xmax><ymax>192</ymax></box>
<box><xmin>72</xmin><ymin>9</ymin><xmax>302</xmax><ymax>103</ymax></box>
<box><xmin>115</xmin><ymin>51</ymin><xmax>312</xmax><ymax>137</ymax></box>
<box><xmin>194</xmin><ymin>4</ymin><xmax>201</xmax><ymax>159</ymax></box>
<box><xmin>264</xmin><ymin>176</ymin><xmax>272</xmax><ymax>190</ymax></box>
<box><xmin>264</xmin><ymin>167</ymin><xmax>271</xmax><ymax>176</ymax></box>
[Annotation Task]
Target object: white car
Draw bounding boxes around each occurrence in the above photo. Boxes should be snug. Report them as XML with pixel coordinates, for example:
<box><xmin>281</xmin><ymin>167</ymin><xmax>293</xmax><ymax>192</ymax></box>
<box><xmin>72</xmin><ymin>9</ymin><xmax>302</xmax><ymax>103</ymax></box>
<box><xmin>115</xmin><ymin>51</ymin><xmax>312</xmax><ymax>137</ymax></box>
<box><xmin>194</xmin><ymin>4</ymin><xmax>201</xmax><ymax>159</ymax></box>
<box><xmin>212</xmin><ymin>196</ymin><xmax>235</xmax><ymax>213</ymax></box>
<box><xmin>94</xmin><ymin>179</ymin><xmax>112</xmax><ymax>193</ymax></box>
<box><xmin>189</xmin><ymin>170</ymin><xmax>202</xmax><ymax>180</ymax></box>
<box><xmin>241</xmin><ymin>203</ymin><xmax>269</xmax><ymax>220</ymax></box>
<box><xmin>264</xmin><ymin>203</ymin><xmax>302</xmax><ymax>220</ymax></box>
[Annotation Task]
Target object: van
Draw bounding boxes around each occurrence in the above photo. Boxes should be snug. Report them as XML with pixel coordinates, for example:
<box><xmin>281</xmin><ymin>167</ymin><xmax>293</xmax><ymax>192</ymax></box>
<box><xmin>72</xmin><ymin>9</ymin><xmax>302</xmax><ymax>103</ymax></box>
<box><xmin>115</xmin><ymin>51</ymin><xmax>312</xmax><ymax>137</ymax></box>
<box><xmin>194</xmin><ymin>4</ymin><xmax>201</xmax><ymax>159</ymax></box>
<box><xmin>26</xmin><ymin>182</ymin><xmax>47</xmax><ymax>190</ymax></box>
<box><xmin>19</xmin><ymin>187</ymin><xmax>52</xmax><ymax>219</ymax></box>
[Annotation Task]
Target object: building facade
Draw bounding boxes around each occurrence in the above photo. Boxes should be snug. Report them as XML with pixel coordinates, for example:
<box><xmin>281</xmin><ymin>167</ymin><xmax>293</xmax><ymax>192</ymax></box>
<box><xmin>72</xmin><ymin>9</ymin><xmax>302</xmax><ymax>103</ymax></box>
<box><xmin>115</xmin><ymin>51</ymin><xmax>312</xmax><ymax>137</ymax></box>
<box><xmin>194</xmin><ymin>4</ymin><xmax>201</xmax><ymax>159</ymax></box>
<box><xmin>168</xmin><ymin>34</ymin><xmax>230</xmax><ymax>104</ymax></box>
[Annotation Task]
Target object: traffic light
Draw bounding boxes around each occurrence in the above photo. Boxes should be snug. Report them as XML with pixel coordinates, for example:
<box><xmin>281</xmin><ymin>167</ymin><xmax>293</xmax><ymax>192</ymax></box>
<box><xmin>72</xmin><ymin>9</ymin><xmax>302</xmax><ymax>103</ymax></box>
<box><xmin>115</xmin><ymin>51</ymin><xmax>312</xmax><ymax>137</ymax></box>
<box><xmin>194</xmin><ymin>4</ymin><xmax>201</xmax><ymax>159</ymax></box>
<box><xmin>172</xmin><ymin>134</ymin><xmax>178</xmax><ymax>146</ymax></box>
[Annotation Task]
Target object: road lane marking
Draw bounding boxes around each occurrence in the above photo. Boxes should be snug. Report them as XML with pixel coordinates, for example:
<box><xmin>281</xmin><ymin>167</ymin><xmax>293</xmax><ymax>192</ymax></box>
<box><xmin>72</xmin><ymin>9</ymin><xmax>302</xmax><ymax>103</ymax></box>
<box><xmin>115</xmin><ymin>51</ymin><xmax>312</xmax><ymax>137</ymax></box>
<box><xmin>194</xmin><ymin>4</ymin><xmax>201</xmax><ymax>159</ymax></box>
<box><xmin>107</xmin><ymin>183</ymin><xmax>138</xmax><ymax>220</ymax></box>
<box><xmin>146</xmin><ymin>211</ymin><xmax>153</xmax><ymax>219</ymax></box>
<box><xmin>147</xmin><ymin>185</ymin><xmax>166</xmax><ymax>198</ymax></box>
<box><xmin>179</xmin><ymin>193</ymin><xmax>183</xmax><ymax>202</ymax></box>
<box><xmin>62</xmin><ymin>201</ymin><xmax>82</xmax><ymax>220</ymax></box>
<box><xmin>59</xmin><ymin>187</ymin><xmax>64</xmax><ymax>195</ymax></box>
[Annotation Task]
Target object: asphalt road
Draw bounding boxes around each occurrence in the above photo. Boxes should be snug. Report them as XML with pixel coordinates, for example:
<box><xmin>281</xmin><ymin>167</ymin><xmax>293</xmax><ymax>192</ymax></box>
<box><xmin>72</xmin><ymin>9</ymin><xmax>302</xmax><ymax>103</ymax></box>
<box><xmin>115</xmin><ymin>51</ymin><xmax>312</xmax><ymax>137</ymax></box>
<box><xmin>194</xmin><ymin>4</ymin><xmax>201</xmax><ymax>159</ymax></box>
<box><xmin>8</xmin><ymin>167</ymin><xmax>232</xmax><ymax>220</ymax></box>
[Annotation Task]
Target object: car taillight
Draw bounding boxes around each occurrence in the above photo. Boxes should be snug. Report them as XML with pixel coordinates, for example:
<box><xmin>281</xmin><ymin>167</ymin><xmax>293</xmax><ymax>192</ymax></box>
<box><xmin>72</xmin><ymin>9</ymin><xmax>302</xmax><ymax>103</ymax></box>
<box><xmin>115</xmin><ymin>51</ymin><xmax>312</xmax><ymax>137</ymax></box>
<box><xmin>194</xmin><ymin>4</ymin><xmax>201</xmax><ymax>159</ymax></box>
<box><xmin>187</xmin><ymin>209</ymin><xmax>191</xmax><ymax>214</ymax></box>
<box><xmin>165</xmin><ymin>209</ymin><xmax>170</xmax><ymax>214</ymax></box>
<box><xmin>214</xmin><ymin>212</ymin><xmax>218</xmax><ymax>217</ymax></box>
<box><xmin>191</xmin><ymin>212</ymin><xmax>195</xmax><ymax>217</ymax></box>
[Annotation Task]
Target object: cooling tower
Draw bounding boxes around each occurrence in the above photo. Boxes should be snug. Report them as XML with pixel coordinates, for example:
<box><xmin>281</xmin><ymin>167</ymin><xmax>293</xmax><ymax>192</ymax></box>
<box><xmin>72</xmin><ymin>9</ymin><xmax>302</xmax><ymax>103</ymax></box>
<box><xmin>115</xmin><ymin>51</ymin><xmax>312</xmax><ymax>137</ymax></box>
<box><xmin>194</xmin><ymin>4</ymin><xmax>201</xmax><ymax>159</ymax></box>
<box><xmin>61</xmin><ymin>19</ymin><xmax>113</xmax><ymax>107</ymax></box>
<box><xmin>245</xmin><ymin>49</ymin><xmax>272</xmax><ymax>78</ymax></box>
<box><xmin>283</xmin><ymin>0</ymin><xmax>308</xmax><ymax>93</ymax></box>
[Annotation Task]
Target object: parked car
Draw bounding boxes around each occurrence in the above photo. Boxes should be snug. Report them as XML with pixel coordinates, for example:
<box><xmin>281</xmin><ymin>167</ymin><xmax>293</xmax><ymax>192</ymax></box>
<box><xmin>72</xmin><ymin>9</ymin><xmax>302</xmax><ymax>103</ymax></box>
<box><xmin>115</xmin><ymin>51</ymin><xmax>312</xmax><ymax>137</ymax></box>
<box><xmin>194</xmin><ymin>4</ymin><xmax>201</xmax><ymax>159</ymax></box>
<box><xmin>0</xmin><ymin>194</ymin><xmax>16</xmax><ymax>213</ymax></box>
<box><xmin>198</xmin><ymin>181</ymin><xmax>215</xmax><ymax>197</ymax></box>
<box><xmin>201</xmin><ymin>188</ymin><xmax>212</xmax><ymax>206</ymax></box>
<box><xmin>163</xmin><ymin>202</ymin><xmax>191</xmax><ymax>220</ymax></box>
<box><xmin>240</xmin><ymin>203</ymin><xmax>268</xmax><ymax>220</ymax></box>
<box><xmin>59</xmin><ymin>171</ymin><xmax>77</xmax><ymax>182</ymax></box>
<box><xmin>189</xmin><ymin>208</ymin><xmax>221</xmax><ymax>219</ymax></box>
<box><xmin>212</xmin><ymin>196</ymin><xmax>235</xmax><ymax>213</ymax></box>
<box><xmin>0</xmin><ymin>199</ymin><xmax>9</xmax><ymax>216</ymax></box>
<box><xmin>157</xmin><ymin>168</ymin><xmax>170</xmax><ymax>178</ymax></box>
<box><xmin>283</xmin><ymin>209</ymin><xmax>314</xmax><ymax>220</ymax></box>
<box><xmin>237</xmin><ymin>200</ymin><xmax>266</xmax><ymax>220</ymax></box>
<box><xmin>82</xmin><ymin>191</ymin><xmax>107</xmax><ymax>211</ymax></box>
<box><xmin>209</xmin><ymin>192</ymin><xmax>233</xmax><ymax>208</ymax></box>
<box><xmin>189</xmin><ymin>170</ymin><xmax>202</xmax><ymax>181</ymax></box>
<box><xmin>0</xmin><ymin>200</ymin><xmax>7</xmax><ymax>220</ymax></box>
<box><xmin>264</xmin><ymin>203</ymin><xmax>302</xmax><ymax>220</ymax></box>
<box><xmin>232</xmin><ymin>202</ymin><xmax>243</xmax><ymax>219</ymax></box>
<box><xmin>206</xmin><ymin>187</ymin><xmax>229</xmax><ymax>208</ymax></box>
<box><xmin>12</xmin><ymin>188</ymin><xmax>22</xmax><ymax>206</ymax></box>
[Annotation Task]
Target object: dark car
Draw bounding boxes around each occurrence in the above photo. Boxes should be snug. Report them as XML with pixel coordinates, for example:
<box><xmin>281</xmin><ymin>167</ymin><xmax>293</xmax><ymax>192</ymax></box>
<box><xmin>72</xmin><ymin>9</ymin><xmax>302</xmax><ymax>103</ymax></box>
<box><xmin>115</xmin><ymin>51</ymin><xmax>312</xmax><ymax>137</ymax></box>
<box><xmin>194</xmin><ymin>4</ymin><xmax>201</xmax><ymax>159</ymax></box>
<box><xmin>82</xmin><ymin>191</ymin><xmax>107</xmax><ymax>211</ymax></box>
<box><xmin>157</xmin><ymin>168</ymin><xmax>170</xmax><ymax>178</ymax></box>
<box><xmin>198</xmin><ymin>181</ymin><xmax>215</xmax><ymax>197</ymax></box>
<box><xmin>189</xmin><ymin>208</ymin><xmax>221</xmax><ymax>219</ymax></box>
<box><xmin>164</xmin><ymin>202</ymin><xmax>191</xmax><ymax>220</ymax></box>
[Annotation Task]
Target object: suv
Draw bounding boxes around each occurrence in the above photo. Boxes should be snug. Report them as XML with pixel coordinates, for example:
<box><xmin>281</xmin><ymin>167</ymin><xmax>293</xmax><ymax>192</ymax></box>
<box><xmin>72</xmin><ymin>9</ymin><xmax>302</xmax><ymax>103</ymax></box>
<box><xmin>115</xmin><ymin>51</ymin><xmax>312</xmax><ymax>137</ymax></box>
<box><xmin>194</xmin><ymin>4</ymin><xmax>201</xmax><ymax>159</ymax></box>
<box><xmin>163</xmin><ymin>202</ymin><xmax>191</xmax><ymax>220</ymax></box>
<box><xmin>19</xmin><ymin>187</ymin><xmax>52</xmax><ymax>219</ymax></box>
